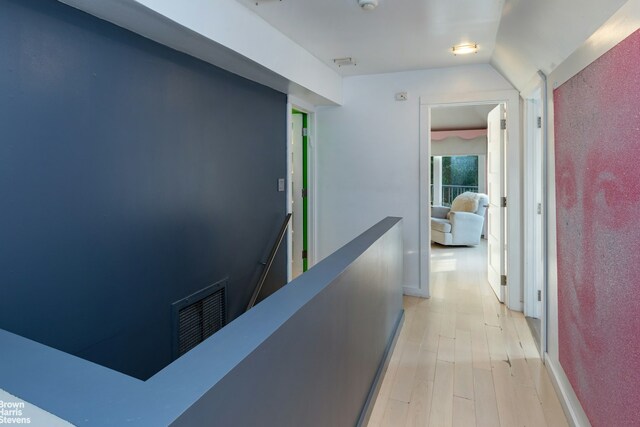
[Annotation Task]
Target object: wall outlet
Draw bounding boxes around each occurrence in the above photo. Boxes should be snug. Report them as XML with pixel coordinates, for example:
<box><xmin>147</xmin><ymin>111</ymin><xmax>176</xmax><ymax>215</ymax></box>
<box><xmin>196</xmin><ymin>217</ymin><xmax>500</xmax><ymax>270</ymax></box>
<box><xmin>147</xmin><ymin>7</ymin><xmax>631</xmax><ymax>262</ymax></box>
<box><xmin>278</xmin><ymin>178</ymin><xmax>285</xmax><ymax>192</ymax></box>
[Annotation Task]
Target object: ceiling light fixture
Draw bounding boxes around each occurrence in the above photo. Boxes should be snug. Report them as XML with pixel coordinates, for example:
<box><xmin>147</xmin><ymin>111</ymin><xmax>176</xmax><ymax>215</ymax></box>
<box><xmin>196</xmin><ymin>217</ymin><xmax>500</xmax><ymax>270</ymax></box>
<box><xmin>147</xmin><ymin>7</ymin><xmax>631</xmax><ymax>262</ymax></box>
<box><xmin>358</xmin><ymin>0</ymin><xmax>378</xmax><ymax>11</ymax></box>
<box><xmin>452</xmin><ymin>43</ymin><xmax>478</xmax><ymax>55</ymax></box>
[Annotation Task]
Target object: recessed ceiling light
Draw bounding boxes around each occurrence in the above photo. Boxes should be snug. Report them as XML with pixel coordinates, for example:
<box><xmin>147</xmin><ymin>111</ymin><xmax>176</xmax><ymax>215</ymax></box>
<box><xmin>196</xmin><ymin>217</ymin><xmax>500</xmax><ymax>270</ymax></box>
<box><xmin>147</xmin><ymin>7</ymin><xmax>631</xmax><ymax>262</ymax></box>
<box><xmin>452</xmin><ymin>43</ymin><xmax>478</xmax><ymax>55</ymax></box>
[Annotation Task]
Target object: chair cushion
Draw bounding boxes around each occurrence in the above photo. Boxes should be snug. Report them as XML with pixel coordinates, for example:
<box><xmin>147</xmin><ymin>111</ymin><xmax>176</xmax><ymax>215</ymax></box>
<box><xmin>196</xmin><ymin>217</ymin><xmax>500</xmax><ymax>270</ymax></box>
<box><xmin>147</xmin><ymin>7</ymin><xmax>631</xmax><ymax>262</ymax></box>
<box><xmin>450</xmin><ymin>192</ymin><xmax>480</xmax><ymax>213</ymax></box>
<box><xmin>431</xmin><ymin>218</ymin><xmax>452</xmax><ymax>233</ymax></box>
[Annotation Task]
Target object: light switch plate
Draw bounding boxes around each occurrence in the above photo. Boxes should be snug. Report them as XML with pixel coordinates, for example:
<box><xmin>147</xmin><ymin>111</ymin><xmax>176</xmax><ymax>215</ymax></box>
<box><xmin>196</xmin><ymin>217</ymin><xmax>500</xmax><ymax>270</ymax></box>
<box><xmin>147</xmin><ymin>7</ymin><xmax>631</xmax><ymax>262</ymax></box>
<box><xmin>278</xmin><ymin>178</ymin><xmax>285</xmax><ymax>192</ymax></box>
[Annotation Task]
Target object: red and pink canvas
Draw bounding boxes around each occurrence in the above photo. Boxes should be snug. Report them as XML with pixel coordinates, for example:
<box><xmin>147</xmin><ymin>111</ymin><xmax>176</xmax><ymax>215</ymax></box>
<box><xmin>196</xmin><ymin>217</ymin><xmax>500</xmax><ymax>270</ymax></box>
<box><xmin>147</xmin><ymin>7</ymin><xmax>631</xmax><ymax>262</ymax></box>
<box><xmin>554</xmin><ymin>29</ymin><xmax>640</xmax><ymax>426</ymax></box>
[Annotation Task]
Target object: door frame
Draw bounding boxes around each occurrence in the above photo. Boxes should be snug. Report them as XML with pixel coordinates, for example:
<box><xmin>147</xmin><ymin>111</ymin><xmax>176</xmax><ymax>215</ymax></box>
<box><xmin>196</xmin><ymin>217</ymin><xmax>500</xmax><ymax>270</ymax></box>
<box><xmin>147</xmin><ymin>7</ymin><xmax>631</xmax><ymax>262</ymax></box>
<box><xmin>419</xmin><ymin>90</ymin><xmax>522</xmax><ymax>310</ymax></box>
<box><xmin>523</xmin><ymin>84</ymin><xmax>544</xmax><ymax>319</ymax></box>
<box><xmin>286</xmin><ymin>96</ymin><xmax>317</xmax><ymax>281</ymax></box>
<box><xmin>522</xmin><ymin>77</ymin><xmax>549</xmax><ymax>356</ymax></box>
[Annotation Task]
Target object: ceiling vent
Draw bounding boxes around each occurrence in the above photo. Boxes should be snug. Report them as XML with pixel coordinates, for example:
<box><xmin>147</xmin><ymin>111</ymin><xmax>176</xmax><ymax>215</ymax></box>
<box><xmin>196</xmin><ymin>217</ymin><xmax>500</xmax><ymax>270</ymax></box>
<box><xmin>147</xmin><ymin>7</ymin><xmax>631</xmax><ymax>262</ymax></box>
<box><xmin>333</xmin><ymin>57</ymin><xmax>357</xmax><ymax>67</ymax></box>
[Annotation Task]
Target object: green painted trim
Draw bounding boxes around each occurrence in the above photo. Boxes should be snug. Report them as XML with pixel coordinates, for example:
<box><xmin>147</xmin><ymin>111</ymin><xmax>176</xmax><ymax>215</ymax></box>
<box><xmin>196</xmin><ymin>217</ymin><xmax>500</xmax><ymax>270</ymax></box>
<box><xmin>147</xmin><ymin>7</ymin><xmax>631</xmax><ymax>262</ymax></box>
<box><xmin>301</xmin><ymin>112</ymin><xmax>309</xmax><ymax>272</ymax></box>
<box><xmin>292</xmin><ymin>111</ymin><xmax>309</xmax><ymax>272</ymax></box>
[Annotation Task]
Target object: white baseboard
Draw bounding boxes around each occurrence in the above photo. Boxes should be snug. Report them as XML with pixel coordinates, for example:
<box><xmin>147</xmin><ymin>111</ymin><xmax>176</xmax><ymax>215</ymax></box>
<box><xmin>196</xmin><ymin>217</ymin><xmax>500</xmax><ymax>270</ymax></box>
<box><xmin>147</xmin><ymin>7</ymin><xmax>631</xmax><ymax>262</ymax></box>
<box><xmin>402</xmin><ymin>286</ymin><xmax>429</xmax><ymax>298</ymax></box>
<box><xmin>545</xmin><ymin>354</ymin><xmax>592</xmax><ymax>427</ymax></box>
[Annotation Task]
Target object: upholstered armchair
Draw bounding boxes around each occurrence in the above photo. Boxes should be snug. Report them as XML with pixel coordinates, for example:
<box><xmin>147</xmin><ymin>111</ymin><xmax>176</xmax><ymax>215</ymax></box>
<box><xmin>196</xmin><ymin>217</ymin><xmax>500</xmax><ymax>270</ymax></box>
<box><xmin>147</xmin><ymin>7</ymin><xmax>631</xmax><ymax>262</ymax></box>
<box><xmin>431</xmin><ymin>192</ymin><xmax>489</xmax><ymax>246</ymax></box>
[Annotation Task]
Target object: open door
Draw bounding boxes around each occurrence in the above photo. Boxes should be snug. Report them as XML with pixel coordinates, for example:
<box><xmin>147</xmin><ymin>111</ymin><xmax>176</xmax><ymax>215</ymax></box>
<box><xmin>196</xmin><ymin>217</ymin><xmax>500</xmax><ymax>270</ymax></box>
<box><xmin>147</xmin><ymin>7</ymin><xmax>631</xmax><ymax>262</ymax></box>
<box><xmin>487</xmin><ymin>104</ymin><xmax>506</xmax><ymax>302</ymax></box>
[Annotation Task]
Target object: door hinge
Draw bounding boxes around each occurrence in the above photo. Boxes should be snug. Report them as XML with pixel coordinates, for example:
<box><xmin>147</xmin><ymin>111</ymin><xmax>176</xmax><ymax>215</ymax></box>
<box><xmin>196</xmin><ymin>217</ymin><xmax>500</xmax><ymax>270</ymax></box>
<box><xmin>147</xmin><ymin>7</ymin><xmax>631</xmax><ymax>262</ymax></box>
<box><xmin>302</xmin><ymin>188</ymin><xmax>308</xmax><ymax>198</ymax></box>
<box><xmin>501</xmin><ymin>196</ymin><xmax>507</xmax><ymax>207</ymax></box>
<box><xmin>501</xmin><ymin>275</ymin><xmax>507</xmax><ymax>286</ymax></box>
<box><xmin>302</xmin><ymin>250</ymin><xmax>308</xmax><ymax>259</ymax></box>
<box><xmin>537</xmin><ymin>290</ymin><xmax>542</xmax><ymax>301</ymax></box>
<box><xmin>302</xmin><ymin>128</ymin><xmax>308</xmax><ymax>137</ymax></box>
<box><xmin>537</xmin><ymin>116</ymin><xmax>542</xmax><ymax>129</ymax></box>
<box><xmin>500</xmin><ymin>119</ymin><xmax>507</xmax><ymax>130</ymax></box>
<box><xmin>537</xmin><ymin>203</ymin><xmax>542</xmax><ymax>215</ymax></box>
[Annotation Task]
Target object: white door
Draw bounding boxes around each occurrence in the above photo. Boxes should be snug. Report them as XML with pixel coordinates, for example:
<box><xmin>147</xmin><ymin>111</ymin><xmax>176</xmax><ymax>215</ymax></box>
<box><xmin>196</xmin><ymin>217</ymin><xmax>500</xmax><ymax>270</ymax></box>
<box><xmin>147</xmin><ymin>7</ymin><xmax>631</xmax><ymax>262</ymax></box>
<box><xmin>487</xmin><ymin>104</ymin><xmax>506</xmax><ymax>302</ymax></box>
<box><xmin>291</xmin><ymin>114</ymin><xmax>304</xmax><ymax>279</ymax></box>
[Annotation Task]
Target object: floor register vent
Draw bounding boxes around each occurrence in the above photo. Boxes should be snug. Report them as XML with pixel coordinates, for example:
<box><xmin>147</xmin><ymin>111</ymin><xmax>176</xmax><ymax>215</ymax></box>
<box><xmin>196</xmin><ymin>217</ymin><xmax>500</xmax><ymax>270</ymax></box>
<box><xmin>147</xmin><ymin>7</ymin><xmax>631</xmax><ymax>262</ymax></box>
<box><xmin>172</xmin><ymin>278</ymin><xmax>227</xmax><ymax>359</ymax></box>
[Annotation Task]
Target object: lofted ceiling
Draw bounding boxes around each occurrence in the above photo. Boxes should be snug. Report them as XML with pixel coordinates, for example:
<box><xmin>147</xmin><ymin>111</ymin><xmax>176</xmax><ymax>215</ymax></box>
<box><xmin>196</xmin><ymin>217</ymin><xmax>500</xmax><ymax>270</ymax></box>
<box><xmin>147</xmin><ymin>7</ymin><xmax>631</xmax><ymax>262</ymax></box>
<box><xmin>236</xmin><ymin>0</ymin><xmax>505</xmax><ymax>76</ymax></box>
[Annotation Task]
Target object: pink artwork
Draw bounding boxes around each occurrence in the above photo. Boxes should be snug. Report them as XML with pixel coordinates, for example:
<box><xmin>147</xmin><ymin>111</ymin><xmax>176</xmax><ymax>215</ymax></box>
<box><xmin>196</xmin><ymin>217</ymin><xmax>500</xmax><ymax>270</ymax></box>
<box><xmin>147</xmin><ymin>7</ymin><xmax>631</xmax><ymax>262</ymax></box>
<box><xmin>554</xmin><ymin>29</ymin><xmax>640</xmax><ymax>426</ymax></box>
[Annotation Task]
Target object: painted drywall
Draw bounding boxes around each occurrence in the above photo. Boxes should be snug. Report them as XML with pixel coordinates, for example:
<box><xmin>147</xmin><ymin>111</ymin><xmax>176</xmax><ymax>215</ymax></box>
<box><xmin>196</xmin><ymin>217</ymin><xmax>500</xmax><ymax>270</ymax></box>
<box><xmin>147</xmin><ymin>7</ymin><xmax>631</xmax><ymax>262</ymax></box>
<box><xmin>316</xmin><ymin>64</ymin><xmax>513</xmax><ymax>292</ymax></box>
<box><xmin>59</xmin><ymin>0</ymin><xmax>342</xmax><ymax>105</ymax></box>
<box><xmin>491</xmin><ymin>0</ymin><xmax>628</xmax><ymax>92</ymax></box>
<box><xmin>0</xmin><ymin>218</ymin><xmax>403</xmax><ymax>427</ymax></box>
<box><xmin>553</xmin><ymin>29</ymin><xmax>640</xmax><ymax>427</ymax></box>
<box><xmin>0</xmin><ymin>0</ymin><xmax>286</xmax><ymax>380</ymax></box>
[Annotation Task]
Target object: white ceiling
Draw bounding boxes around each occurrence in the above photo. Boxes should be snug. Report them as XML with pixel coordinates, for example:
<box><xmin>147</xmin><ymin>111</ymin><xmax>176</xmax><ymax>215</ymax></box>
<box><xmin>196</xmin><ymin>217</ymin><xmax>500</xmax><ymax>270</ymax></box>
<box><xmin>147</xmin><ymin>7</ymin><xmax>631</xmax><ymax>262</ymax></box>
<box><xmin>431</xmin><ymin>104</ymin><xmax>497</xmax><ymax>131</ymax></box>
<box><xmin>491</xmin><ymin>0</ymin><xmax>629</xmax><ymax>90</ymax></box>
<box><xmin>237</xmin><ymin>0</ymin><xmax>506</xmax><ymax>76</ymax></box>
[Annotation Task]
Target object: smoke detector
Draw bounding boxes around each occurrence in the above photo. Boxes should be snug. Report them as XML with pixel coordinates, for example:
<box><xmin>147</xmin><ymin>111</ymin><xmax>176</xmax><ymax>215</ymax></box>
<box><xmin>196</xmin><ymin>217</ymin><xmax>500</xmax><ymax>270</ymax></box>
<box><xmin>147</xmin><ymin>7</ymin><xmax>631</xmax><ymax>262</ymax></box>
<box><xmin>358</xmin><ymin>0</ymin><xmax>378</xmax><ymax>10</ymax></box>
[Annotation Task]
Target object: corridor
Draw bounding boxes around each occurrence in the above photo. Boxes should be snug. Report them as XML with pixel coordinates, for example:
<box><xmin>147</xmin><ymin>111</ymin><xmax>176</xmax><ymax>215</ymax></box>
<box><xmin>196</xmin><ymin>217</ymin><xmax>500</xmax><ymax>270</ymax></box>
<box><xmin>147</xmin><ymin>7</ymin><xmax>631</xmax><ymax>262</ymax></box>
<box><xmin>368</xmin><ymin>243</ymin><xmax>569</xmax><ymax>427</ymax></box>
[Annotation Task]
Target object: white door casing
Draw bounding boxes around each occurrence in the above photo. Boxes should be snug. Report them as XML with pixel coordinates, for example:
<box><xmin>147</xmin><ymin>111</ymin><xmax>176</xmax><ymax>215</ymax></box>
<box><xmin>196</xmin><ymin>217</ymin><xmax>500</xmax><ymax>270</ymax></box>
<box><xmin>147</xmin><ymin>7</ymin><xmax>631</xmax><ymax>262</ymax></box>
<box><xmin>524</xmin><ymin>90</ymin><xmax>544</xmax><ymax>319</ymax></box>
<box><xmin>419</xmin><ymin>90</ymin><xmax>521</xmax><ymax>310</ymax></box>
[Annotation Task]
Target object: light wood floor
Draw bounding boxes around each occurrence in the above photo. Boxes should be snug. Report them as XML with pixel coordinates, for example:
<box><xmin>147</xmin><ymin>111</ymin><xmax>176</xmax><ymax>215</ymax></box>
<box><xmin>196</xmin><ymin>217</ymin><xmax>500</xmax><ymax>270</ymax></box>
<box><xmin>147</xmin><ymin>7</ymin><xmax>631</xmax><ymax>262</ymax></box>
<box><xmin>368</xmin><ymin>242</ymin><xmax>569</xmax><ymax>427</ymax></box>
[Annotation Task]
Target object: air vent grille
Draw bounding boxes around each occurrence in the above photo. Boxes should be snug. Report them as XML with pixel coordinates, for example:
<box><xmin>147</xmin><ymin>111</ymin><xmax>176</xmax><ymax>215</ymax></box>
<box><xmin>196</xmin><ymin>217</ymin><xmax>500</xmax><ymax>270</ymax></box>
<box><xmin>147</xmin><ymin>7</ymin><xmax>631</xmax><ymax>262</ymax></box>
<box><xmin>172</xmin><ymin>279</ymin><xmax>227</xmax><ymax>359</ymax></box>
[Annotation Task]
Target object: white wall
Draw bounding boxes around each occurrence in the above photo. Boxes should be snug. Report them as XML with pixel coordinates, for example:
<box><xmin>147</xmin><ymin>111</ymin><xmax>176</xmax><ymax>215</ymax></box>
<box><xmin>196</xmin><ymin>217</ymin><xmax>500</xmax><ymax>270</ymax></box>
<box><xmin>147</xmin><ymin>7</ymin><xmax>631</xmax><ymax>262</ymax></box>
<box><xmin>316</xmin><ymin>64</ymin><xmax>513</xmax><ymax>292</ymax></box>
<box><xmin>491</xmin><ymin>0</ymin><xmax>628</xmax><ymax>91</ymax></box>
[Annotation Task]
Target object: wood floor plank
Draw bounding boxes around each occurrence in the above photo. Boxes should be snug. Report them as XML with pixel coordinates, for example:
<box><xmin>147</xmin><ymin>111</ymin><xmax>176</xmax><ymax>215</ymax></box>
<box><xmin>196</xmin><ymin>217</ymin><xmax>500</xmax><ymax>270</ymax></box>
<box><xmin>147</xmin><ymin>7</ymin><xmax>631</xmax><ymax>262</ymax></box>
<box><xmin>422</xmin><ymin>313</ymin><xmax>443</xmax><ymax>354</ymax></box>
<box><xmin>429</xmin><ymin>360</ymin><xmax>454</xmax><ymax>427</ymax></box>
<box><xmin>414</xmin><ymin>347</ymin><xmax>437</xmax><ymax>384</ymax></box>
<box><xmin>527</xmin><ymin>359</ymin><xmax>570</xmax><ymax>427</ymax></box>
<box><xmin>454</xmin><ymin>329</ymin><xmax>474</xmax><ymax>400</ymax></box>
<box><xmin>405</xmin><ymin>379</ymin><xmax>434</xmax><ymax>427</ymax></box>
<box><xmin>440</xmin><ymin>312</ymin><xmax>457</xmax><ymax>339</ymax></box>
<box><xmin>381</xmin><ymin>399</ymin><xmax>410</xmax><ymax>427</ymax></box>
<box><xmin>512</xmin><ymin>316</ymin><xmax>540</xmax><ymax>361</ymax></box>
<box><xmin>492</xmin><ymin>360</ymin><xmax>521</xmax><ymax>427</ymax></box>
<box><xmin>513</xmin><ymin>382</ymin><xmax>548</xmax><ymax>427</ymax></box>
<box><xmin>390</xmin><ymin>341</ymin><xmax>421</xmax><ymax>402</ymax></box>
<box><xmin>437</xmin><ymin>336</ymin><xmax>456</xmax><ymax>363</ymax></box>
<box><xmin>485</xmin><ymin>324</ymin><xmax>508</xmax><ymax>364</ymax></box>
<box><xmin>473</xmin><ymin>368</ymin><xmax>501</xmax><ymax>427</ymax></box>
<box><xmin>470</xmin><ymin>327</ymin><xmax>492</xmax><ymax>371</ymax></box>
<box><xmin>408</xmin><ymin>309</ymin><xmax>429</xmax><ymax>344</ymax></box>
<box><xmin>453</xmin><ymin>396</ymin><xmax>476</xmax><ymax>427</ymax></box>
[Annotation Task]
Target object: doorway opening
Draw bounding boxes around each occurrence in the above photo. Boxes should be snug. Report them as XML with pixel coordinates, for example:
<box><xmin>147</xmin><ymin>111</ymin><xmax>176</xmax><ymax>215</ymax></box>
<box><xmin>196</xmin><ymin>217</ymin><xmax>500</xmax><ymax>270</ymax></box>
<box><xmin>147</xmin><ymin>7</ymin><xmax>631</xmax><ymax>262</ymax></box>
<box><xmin>428</xmin><ymin>103</ymin><xmax>500</xmax><ymax>303</ymax></box>
<box><xmin>419</xmin><ymin>90</ymin><xmax>521</xmax><ymax>310</ymax></box>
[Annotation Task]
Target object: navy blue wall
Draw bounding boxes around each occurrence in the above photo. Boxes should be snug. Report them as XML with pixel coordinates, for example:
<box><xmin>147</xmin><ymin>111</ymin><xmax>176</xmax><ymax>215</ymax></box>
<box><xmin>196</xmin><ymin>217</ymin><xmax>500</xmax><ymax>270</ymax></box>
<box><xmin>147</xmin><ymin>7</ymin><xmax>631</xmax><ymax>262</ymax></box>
<box><xmin>0</xmin><ymin>0</ymin><xmax>286</xmax><ymax>380</ymax></box>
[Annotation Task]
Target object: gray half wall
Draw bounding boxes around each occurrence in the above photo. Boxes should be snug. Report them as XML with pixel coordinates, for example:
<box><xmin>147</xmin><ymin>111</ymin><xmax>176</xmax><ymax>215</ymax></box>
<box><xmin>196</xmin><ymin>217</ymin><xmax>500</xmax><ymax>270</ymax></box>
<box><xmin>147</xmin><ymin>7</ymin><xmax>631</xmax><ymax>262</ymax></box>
<box><xmin>0</xmin><ymin>217</ymin><xmax>404</xmax><ymax>426</ymax></box>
